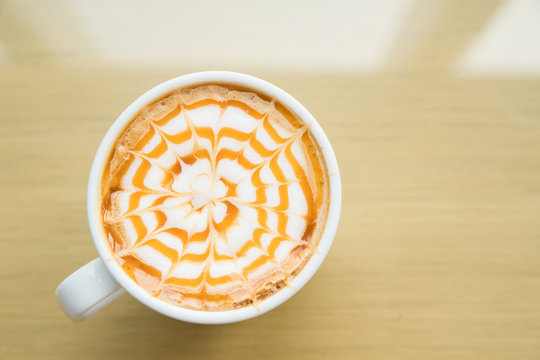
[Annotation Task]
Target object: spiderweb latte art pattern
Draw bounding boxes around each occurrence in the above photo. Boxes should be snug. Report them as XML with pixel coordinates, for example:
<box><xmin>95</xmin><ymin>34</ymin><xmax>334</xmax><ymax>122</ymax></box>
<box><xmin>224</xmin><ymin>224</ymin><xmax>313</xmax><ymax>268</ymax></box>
<box><xmin>101</xmin><ymin>85</ymin><xmax>329</xmax><ymax>311</ymax></box>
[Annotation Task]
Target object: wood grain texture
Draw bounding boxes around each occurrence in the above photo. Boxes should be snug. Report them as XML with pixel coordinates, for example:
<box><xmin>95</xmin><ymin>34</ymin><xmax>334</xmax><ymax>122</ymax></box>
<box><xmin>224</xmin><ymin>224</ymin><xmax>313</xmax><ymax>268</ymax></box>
<box><xmin>1</xmin><ymin>1</ymin><xmax>540</xmax><ymax>359</ymax></box>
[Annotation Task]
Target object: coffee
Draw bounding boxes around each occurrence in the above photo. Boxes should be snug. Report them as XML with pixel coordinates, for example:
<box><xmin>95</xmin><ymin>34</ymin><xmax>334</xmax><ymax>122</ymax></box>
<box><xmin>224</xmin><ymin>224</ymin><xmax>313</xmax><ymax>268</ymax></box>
<box><xmin>100</xmin><ymin>84</ymin><xmax>329</xmax><ymax>311</ymax></box>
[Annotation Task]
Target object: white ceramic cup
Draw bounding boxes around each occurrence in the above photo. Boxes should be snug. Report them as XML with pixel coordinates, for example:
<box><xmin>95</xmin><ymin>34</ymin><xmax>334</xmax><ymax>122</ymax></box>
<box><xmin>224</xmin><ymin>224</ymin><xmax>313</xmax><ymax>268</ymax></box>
<box><xmin>55</xmin><ymin>71</ymin><xmax>341</xmax><ymax>324</ymax></box>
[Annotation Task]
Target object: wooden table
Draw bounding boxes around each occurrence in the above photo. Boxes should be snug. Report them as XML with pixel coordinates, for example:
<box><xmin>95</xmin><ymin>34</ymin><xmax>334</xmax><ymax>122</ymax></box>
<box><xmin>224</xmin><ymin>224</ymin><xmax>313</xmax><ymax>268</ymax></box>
<box><xmin>2</xmin><ymin>1</ymin><xmax>540</xmax><ymax>359</ymax></box>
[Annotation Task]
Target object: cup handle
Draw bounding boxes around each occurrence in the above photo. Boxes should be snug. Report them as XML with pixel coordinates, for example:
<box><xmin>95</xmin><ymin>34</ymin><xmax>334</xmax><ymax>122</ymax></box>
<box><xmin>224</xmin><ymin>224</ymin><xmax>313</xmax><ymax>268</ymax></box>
<box><xmin>56</xmin><ymin>258</ymin><xmax>125</xmax><ymax>322</ymax></box>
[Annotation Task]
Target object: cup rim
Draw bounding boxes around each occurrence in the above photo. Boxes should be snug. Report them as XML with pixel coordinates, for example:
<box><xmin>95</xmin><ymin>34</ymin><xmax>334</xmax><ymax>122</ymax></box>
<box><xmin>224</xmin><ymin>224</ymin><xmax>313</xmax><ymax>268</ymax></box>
<box><xmin>87</xmin><ymin>71</ymin><xmax>341</xmax><ymax>324</ymax></box>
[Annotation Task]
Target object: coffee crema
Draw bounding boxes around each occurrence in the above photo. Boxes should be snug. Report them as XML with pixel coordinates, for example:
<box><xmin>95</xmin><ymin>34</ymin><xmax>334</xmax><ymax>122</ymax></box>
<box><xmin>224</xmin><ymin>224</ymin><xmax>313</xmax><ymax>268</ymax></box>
<box><xmin>101</xmin><ymin>84</ymin><xmax>329</xmax><ymax>311</ymax></box>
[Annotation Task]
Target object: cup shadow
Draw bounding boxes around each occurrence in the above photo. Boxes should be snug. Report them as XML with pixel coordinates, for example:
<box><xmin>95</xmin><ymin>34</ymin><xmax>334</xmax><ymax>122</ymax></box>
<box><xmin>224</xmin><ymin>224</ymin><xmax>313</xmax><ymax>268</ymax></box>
<box><xmin>79</xmin><ymin>277</ymin><xmax>333</xmax><ymax>360</ymax></box>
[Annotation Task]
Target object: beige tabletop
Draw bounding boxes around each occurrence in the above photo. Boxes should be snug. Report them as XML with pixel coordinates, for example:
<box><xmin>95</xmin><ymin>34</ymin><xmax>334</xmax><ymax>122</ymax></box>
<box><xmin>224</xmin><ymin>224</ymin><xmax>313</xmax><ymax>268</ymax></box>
<box><xmin>2</xmin><ymin>0</ymin><xmax>540</xmax><ymax>359</ymax></box>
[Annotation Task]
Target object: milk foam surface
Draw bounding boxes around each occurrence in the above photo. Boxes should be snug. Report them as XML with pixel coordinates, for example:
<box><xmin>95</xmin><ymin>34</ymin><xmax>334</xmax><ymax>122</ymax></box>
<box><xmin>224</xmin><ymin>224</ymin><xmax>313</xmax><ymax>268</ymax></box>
<box><xmin>102</xmin><ymin>85</ymin><xmax>329</xmax><ymax>311</ymax></box>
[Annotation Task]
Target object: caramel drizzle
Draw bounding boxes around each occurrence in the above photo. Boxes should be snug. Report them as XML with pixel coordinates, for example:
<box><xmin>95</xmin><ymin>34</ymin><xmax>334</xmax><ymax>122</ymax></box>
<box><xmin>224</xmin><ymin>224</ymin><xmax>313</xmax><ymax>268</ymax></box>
<box><xmin>103</xmin><ymin>95</ymin><xmax>323</xmax><ymax>308</ymax></box>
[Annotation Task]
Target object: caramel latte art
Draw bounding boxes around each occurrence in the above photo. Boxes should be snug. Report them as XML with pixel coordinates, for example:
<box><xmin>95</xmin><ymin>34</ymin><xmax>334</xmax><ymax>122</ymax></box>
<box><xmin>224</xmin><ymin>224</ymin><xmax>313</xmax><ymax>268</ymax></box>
<box><xmin>101</xmin><ymin>85</ymin><xmax>329</xmax><ymax>311</ymax></box>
